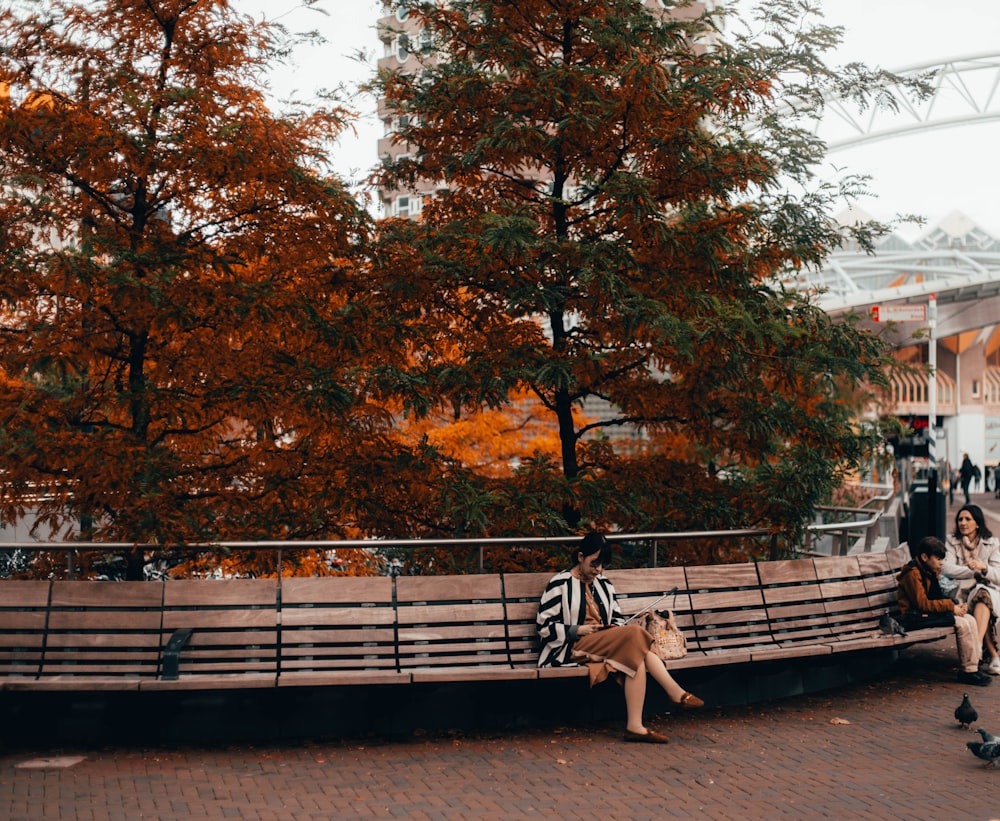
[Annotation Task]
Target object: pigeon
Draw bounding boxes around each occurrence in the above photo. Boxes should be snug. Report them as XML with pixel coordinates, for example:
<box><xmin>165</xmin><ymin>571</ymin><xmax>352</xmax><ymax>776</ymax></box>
<box><xmin>977</xmin><ymin>727</ymin><xmax>1000</xmax><ymax>744</ymax></box>
<box><xmin>879</xmin><ymin>610</ymin><xmax>907</xmax><ymax>637</ymax></box>
<box><xmin>967</xmin><ymin>727</ymin><xmax>1000</xmax><ymax>768</ymax></box>
<box><xmin>956</xmin><ymin>693</ymin><xmax>978</xmax><ymax>730</ymax></box>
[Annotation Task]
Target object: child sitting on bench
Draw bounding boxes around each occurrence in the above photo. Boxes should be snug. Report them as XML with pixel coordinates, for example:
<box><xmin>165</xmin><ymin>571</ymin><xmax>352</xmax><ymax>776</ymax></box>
<box><xmin>898</xmin><ymin>536</ymin><xmax>991</xmax><ymax>687</ymax></box>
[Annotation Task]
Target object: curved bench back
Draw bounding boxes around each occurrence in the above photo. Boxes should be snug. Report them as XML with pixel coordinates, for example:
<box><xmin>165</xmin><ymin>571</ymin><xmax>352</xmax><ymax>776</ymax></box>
<box><xmin>0</xmin><ymin>545</ymin><xmax>944</xmax><ymax>691</ymax></box>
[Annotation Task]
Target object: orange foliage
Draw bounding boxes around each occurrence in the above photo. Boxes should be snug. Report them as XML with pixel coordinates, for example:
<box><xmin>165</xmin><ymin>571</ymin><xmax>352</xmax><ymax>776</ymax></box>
<box><xmin>0</xmin><ymin>1</ymin><xmax>410</xmax><ymax>577</ymax></box>
<box><xmin>396</xmin><ymin>390</ymin><xmax>569</xmax><ymax>477</ymax></box>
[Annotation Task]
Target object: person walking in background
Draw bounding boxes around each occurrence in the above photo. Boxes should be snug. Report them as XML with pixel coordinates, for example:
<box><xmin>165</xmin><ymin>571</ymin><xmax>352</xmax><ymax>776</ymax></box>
<box><xmin>961</xmin><ymin>454</ymin><xmax>975</xmax><ymax>505</ymax></box>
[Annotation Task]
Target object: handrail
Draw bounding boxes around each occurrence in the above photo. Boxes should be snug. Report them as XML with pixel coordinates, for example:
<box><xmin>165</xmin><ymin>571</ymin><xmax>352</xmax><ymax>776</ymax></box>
<box><xmin>806</xmin><ymin>509</ymin><xmax>885</xmax><ymax>555</ymax></box>
<box><xmin>0</xmin><ymin>529</ymin><xmax>775</xmax><ymax>576</ymax></box>
<box><xmin>0</xmin><ymin>528</ymin><xmax>774</xmax><ymax>552</ymax></box>
<box><xmin>0</xmin><ymin>512</ymin><xmax>888</xmax><ymax>578</ymax></box>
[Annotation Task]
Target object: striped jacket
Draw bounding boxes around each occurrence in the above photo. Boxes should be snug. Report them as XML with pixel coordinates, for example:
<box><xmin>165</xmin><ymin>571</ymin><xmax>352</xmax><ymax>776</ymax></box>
<box><xmin>536</xmin><ymin>569</ymin><xmax>625</xmax><ymax>667</ymax></box>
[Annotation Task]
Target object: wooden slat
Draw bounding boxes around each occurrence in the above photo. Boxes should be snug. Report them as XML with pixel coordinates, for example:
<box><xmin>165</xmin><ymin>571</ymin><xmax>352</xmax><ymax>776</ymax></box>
<box><xmin>160</xmin><ymin>579</ymin><xmax>278</xmax><ymax>678</ymax></box>
<box><xmin>274</xmin><ymin>670</ymin><xmax>410</xmax><ymax>687</ymax></box>
<box><xmin>885</xmin><ymin>545</ymin><xmax>911</xmax><ymax>572</ymax></box>
<box><xmin>5</xmin><ymin>676</ymin><xmax>142</xmax><ymax>692</ymax></box>
<box><xmin>606</xmin><ymin>567</ymin><xmax>691</xmax><ymax>623</ymax></box>
<box><xmin>411</xmin><ymin>666</ymin><xmax>537</xmax><ymax>683</ymax></box>
<box><xmin>684</xmin><ymin>564</ymin><xmax>773</xmax><ymax>653</ymax></box>
<box><xmin>757</xmin><ymin>559</ymin><xmax>834</xmax><ymax>647</ymax></box>
<box><xmin>0</xmin><ymin>580</ymin><xmax>50</xmax><ymax>677</ymax></box>
<box><xmin>501</xmin><ymin>572</ymin><xmax>550</xmax><ymax>667</ymax></box>
<box><xmin>0</xmin><ymin>579</ymin><xmax>52</xmax><ymax>607</ymax></box>
<box><xmin>395</xmin><ymin>575</ymin><xmax>512</xmax><ymax>677</ymax></box>
<box><xmin>856</xmin><ymin>552</ymin><xmax>900</xmax><ymax>614</ymax></box>
<box><xmin>278</xmin><ymin>576</ymin><xmax>399</xmax><ymax>683</ymax></box>
<box><xmin>140</xmin><ymin>673</ymin><xmax>277</xmax><ymax>691</ymax></box>
<box><xmin>41</xmin><ymin>581</ymin><xmax>163</xmax><ymax>678</ymax></box>
<box><xmin>815</xmin><ymin>556</ymin><xmax>881</xmax><ymax>642</ymax></box>
<box><xmin>500</xmin><ymin>573</ymin><xmax>551</xmax><ymax>601</ymax></box>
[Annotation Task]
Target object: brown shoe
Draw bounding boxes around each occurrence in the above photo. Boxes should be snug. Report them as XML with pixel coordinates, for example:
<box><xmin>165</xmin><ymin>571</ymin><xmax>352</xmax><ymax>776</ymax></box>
<box><xmin>674</xmin><ymin>691</ymin><xmax>704</xmax><ymax>710</ymax></box>
<box><xmin>624</xmin><ymin>728</ymin><xmax>670</xmax><ymax>744</ymax></box>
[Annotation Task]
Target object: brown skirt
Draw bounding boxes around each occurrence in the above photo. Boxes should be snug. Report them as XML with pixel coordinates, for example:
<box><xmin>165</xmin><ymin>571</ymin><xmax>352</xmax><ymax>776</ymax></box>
<box><xmin>571</xmin><ymin>623</ymin><xmax>654</xmax><ymax>687</ymax></box>
<box><xmin>969</xmin><ymin>587</ymin><xmax>999</xmax><ymax>646</ymax></box>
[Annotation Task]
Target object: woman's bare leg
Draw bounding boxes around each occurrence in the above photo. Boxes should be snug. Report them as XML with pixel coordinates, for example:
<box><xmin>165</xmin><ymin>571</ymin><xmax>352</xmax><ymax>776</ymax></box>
<box><xmin>973</xmin><ymin>602</ymin><xmax>999</xmax><ymax>660</ymax></box>
<box><xmin>644</xmin><ymin>650</ymin><xmax>686</xmax><ymax>702</ymax></box>
<box><xmin>975</xmin><ymin>602</ymin><xmax>1000</xmax><ymax>660</ymax></box>
<box><xmin>624</xmin><ymin>660</ymin><xmax>649</xmax><ymax>733</ymax></box>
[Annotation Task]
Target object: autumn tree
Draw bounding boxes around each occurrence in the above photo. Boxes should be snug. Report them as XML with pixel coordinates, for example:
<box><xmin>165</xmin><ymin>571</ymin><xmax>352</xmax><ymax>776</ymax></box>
<box><xmin>369</xmin><ymin>0</ymin><xmax>921</xmax><ymax>547</ymax></box>
<box><xmin>0</xmin><ymin>0</ymin><xmax>422</xmax><ymax>578</ymax></box>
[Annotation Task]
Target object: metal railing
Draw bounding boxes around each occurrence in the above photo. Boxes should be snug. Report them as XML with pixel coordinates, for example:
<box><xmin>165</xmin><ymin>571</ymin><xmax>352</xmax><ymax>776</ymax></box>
<box><xmin>0</xmin><ymin>495</ymin><xmax>896</xmax><ymax>579</ymax></box>
<box><xmin>804</xmin><ymin>488</ymin><xmax>895</xmax><ymax>556</ymax></box>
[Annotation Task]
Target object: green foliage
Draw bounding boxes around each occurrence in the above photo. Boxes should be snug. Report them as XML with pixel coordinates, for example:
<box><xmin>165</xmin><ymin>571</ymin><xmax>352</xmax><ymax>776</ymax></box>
<box><xmin>369</xmin><ymin>0</ymin><xmax>912</xmax><ymax>541</ymax></box>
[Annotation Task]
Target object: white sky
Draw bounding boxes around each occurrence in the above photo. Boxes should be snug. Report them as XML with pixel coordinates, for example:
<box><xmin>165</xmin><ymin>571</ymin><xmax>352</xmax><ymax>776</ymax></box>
<box><xmin>238</xmin><ymin>0</ymin><xmax>1000</xmax><ymax>240</ymax></box>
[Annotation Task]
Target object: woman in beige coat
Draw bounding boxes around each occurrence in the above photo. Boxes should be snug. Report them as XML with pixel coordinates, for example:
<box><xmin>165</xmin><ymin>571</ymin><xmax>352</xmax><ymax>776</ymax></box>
<box><xmin>943</xmin><ymin>504</ymin><xmax>1000</xmax><ymax>675</ymax></box>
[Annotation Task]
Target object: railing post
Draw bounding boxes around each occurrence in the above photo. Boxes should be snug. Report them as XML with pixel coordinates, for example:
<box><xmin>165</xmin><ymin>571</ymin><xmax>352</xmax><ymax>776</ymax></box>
<box><xmin>770</xmin><ymin>533</ymin><xmax>779</xmax><ymax>561</ymax></box>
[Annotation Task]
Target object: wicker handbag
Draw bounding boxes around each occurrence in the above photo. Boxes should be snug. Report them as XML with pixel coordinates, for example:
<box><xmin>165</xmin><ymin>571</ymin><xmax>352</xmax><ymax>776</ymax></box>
<box><xmin>640</xmin><ymin>608</ymin><xmax>688</xmax><ymax>660</ymax></box>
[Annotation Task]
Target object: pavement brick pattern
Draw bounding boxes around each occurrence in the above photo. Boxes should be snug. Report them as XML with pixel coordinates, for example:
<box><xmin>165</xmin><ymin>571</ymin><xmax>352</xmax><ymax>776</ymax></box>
<box><xmin>5</xmin><ymin>490</ymin><xmax>1000</xmax><ymax>821</ymax></box>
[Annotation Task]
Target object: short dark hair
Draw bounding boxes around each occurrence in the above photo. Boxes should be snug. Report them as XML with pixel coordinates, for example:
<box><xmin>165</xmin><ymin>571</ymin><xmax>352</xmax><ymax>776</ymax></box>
<box><xmin>916</xmin><ymin>536</ymin><xmax>946</xmax><ymax>560</ymax></box>
<box><xmin>573</xmin><ymin>530</ymin><xmax>612</xmax><ymax>567</ymax></box>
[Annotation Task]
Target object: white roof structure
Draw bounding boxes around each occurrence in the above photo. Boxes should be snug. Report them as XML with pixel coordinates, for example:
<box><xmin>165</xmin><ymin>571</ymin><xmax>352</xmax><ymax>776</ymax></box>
<box><xmin>815</xmin><ymin>52</ymin><xmax>1000</xmax><ymax>151</ymax></box>
<box><xmin>789</xmin><ymin>211</ymin><xmax>1000</xmax><ymax>339</ymax></box>
<box><xmin>785</xmin><ymin>52</ymin><xmax>1000</xmax><ymax>338</ymax></box>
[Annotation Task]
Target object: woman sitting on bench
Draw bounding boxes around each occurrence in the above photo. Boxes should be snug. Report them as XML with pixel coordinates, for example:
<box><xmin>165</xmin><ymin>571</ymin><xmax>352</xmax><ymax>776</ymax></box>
<box><xmin>943</xmin><ymin>503</ymin><xmax>1000</xmax><ymax>675</ymax></box>
<box><xmin>536</xmin><ymin>531</ymin><xmax>703</xmax><ymax>744</ymax></box>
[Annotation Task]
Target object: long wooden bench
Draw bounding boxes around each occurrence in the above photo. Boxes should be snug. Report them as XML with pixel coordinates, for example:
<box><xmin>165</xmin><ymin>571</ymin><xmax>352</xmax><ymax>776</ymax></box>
<box><xmin>0</xmin><ymin>546</ymin><xmax>954</xmax><ymax>694</ymax></box>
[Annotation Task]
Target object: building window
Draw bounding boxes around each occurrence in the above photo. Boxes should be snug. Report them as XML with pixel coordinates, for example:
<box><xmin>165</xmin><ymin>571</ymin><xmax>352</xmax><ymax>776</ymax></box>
<box><xmin>395</xmin><ymin>34</ymin><xmax>410</xmax><ymax>63</ymax></box>
<box><xmin>418</xmin><ymin>28</ymin><xmax>433</xmax><ymax>54</ymax></box>
<box><xmin>394</xmin><ymin>195</ymin><xmax>422</xmax><ymax>218</ymax></box>
<box><xmin>973</xmin><ymin>379</ymin><xmax>981</xmax><ymax>398</ymax></box>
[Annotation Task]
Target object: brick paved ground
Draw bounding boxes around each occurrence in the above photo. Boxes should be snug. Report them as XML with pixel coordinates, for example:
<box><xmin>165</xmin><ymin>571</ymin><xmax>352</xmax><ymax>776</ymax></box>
<box><xmin>4</xmin><ymin>637</ymin><xmax>1000</xmax><ymax>821</ymax></box>
<box><xmin>4</xmin><ymin>490</ymin><xmax>1000</xmax><ymax>821</ymax></box>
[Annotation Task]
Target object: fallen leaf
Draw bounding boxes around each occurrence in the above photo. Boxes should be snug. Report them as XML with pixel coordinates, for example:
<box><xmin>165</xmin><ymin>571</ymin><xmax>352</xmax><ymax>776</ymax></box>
<box><xmin>829</xmin><ymin>717</ymin><xmax>851</xmax><ymax>725</ymax></box>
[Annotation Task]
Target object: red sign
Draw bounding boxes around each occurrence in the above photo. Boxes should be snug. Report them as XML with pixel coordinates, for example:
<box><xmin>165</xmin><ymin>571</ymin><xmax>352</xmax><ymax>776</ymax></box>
<box><xmin>869</xmin><ymin>304</ymin><xmax>927</xmax><ymax>323</ymax></box>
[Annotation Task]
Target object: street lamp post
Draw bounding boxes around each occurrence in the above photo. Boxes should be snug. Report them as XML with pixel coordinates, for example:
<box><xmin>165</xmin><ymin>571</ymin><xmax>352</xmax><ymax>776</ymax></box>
<box><xmin>927</xmin><ymin>294</ymin><xmax>939</xmax><ymax>538</ymax></box>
